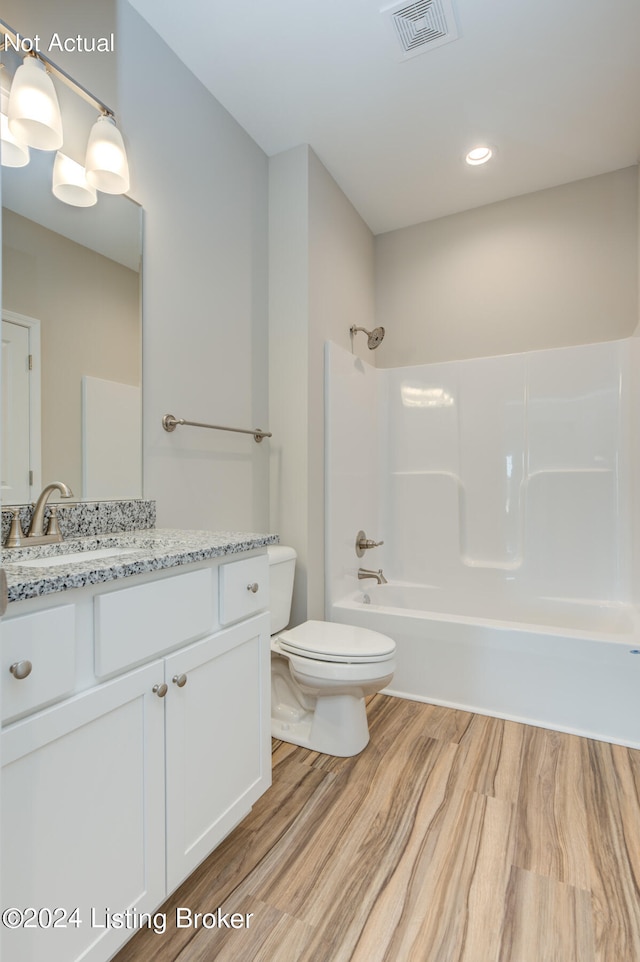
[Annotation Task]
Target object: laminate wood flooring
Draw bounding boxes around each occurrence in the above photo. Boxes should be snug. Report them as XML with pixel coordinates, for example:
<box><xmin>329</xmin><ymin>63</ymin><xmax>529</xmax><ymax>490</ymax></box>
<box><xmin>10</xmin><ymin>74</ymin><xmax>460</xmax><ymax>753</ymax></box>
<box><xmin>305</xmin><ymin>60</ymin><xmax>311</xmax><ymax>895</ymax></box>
<box><xmin>112</xmin><ymin>695</ymin><xmax>640</xmax><ymax>962</ymax></box>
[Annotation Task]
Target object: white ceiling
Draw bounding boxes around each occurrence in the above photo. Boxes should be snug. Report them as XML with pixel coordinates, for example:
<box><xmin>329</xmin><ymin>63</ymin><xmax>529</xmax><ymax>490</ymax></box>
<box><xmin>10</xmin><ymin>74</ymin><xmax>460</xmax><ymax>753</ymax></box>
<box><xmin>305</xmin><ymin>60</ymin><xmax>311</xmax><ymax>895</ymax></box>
<box><xmin>128</xmin><ymin>0</ymin><xmax>640</xmax><ymax>235</ymax></box>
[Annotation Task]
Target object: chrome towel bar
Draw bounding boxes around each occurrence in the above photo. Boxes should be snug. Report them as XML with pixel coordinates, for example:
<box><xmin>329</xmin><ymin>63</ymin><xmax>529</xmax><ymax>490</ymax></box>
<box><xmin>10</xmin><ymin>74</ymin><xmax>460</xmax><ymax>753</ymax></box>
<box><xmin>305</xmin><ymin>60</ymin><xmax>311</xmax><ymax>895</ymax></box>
<box><xmin>162</xmin><ymin>414</ymin><xmax>272</xmax><ymax>443</ymax></box>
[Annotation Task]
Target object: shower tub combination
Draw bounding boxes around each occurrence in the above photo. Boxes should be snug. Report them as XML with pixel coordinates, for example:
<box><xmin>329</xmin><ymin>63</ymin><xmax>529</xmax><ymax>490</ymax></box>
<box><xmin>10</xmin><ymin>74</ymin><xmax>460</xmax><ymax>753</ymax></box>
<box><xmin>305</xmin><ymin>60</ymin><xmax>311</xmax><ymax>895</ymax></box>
<box><xmin>332</xmin><ymin>584</ymin><xmax>640</xmax><ymax>749</ymax></box>
<box><xmin>325</xmin><ymin>338</ymin><xmax>640</xmax><ymax>750</ymax></box>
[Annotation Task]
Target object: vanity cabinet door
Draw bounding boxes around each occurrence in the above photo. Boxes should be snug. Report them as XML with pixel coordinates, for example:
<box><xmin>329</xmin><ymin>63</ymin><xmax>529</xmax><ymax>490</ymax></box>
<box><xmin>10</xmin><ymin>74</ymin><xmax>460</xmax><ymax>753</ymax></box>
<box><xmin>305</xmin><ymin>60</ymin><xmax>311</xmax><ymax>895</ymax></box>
<box><xmin>1</xmin><ymin>662</ymin><xmax>166</xmax><ymax>962</ymax></box>
<box><xmin>164</xmin><ymin>612</ymin><xmax>271</xmax><ymax>891</ymax></box>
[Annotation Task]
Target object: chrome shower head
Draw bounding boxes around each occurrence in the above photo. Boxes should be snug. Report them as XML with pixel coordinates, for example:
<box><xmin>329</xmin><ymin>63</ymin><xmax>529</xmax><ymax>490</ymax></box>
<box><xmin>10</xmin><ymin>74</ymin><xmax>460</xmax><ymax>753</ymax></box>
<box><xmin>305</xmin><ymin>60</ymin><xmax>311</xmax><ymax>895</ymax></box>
<box><xmin>350</xmin><ymin>325</ymin><xmax>385</xmax><ymax>350</ymax></box>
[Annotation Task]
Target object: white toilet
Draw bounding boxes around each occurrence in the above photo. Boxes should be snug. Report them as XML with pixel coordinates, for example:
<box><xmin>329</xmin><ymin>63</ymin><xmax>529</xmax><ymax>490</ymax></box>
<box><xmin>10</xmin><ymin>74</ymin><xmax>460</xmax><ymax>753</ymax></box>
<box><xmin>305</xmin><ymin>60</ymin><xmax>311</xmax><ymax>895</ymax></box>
<box><xmin>269</xmin><ymin>545</ymin><xmax>396</xmax><ymax>757</ymax></box>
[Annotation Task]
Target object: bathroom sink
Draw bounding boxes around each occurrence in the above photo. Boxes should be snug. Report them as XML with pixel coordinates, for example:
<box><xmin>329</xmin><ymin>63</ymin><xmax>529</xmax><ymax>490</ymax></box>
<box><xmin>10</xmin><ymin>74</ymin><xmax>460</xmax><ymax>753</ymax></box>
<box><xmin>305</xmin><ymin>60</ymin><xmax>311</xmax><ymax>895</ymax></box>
<box><xmin>15</xmin><ymin>546</ymin><xmax>141</xmax><ymax>568</ymax></box>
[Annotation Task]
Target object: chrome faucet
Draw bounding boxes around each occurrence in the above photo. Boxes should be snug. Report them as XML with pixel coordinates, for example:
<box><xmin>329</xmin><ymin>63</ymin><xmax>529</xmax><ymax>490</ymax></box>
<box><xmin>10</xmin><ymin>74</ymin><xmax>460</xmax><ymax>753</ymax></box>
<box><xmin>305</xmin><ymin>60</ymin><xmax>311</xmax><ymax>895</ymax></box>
<box><xmin>4</xmin><ymin>482</ymin><xmax>73</xmax><ymax>547</ymax></box>
<box><xmin>357</xmin><ymin>567</ymin><xmax>388</xmax><ymax>585</ymax></box>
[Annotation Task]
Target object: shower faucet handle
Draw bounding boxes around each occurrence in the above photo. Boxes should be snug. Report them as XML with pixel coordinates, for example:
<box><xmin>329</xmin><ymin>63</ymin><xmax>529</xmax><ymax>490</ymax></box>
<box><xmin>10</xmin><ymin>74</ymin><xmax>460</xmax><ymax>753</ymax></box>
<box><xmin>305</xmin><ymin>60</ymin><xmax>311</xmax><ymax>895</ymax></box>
<box><xmin>355</xmin><ymin>530</ymin><xmax>384</xmax><ymax>557</ymax></box>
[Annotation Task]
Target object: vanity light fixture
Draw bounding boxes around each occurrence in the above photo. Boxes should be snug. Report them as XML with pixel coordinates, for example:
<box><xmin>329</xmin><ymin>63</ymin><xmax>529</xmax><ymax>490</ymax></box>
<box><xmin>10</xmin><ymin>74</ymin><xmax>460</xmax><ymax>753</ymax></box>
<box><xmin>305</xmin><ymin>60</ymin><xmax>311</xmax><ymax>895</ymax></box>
<box><xmin>52</xmin><ymin>152</ymin><xmax>97</xmax><ymax>207</ymax></box>
<box><xmin>85</xmin><ymin>113</ymin><xmax>130</xmax><ymax>195</ymax></box>
<box><xmin>0</xmin><ymin>17</ymin><xmax>131</xmax><ymax>201</ymax></box>
<box><xmin>465</xmin><ymin>145</ymin><xmax>493</xmax><ymax>166</ymax></box>
<box><xmin>7</xmin><ymin>54</ymin><xmax>63</xmax><ymax>150</ymax></box>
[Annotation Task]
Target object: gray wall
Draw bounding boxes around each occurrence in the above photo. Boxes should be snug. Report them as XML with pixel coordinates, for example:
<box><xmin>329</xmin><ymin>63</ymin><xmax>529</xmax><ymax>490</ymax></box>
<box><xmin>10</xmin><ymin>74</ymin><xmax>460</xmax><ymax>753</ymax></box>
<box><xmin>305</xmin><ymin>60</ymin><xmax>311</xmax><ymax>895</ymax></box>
<box><xmin>117</xmin><ymin>2</ymin><xmax>269</xmax><ymax>531</ymax></box>
<box><xmin>374</xmin><ymin>167</ymin><xmax>639</xmax><ymax>367</ymax></box>
<box><xmin>269</xmin><ymin>146</ymin><xmax>375</xmax><ymax>624</ymax></box>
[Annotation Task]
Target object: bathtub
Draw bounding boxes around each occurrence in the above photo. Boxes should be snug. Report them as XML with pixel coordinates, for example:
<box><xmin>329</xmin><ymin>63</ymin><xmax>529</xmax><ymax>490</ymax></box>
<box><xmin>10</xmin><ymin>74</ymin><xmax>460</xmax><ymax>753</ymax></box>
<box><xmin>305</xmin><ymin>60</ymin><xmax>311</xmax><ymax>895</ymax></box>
<box><xmin>332</xmin><ymin>583</ymin><xmax>640</xmax><ymax>748</ymax></box>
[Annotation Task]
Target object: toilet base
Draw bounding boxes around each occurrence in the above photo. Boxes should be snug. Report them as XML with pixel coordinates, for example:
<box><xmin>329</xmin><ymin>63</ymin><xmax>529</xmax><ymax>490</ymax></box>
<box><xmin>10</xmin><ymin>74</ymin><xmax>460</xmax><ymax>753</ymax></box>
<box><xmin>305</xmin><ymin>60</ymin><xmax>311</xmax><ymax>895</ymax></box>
<box><xmin>272</xmin><ymin>691</ymin><xmax>370</xmax><ymax>757</ymax></box>
<box><xmin>271</xmin><ymin>652</ymin><xmax>372</xmax><ymax>756</ymax></box>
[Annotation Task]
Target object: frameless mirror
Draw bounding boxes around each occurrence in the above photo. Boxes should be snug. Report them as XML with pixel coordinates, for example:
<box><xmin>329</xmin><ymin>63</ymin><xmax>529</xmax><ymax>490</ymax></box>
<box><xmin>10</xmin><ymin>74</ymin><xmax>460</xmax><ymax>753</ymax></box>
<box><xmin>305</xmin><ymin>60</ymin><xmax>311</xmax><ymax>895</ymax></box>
<box><xmin>2</xmin><ymin>148</ymin><xmax>142</xmax><ymax>505</ymax></box>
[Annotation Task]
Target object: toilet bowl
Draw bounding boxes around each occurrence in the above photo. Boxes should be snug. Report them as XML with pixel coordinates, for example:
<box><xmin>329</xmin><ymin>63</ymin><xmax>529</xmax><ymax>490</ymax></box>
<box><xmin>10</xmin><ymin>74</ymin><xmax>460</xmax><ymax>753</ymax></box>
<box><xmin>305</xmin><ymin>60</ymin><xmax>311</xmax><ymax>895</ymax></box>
<box><xmin>268</xmin><ymin>547</ymin><xmax>396</xmax><ymax>757</ymax></box>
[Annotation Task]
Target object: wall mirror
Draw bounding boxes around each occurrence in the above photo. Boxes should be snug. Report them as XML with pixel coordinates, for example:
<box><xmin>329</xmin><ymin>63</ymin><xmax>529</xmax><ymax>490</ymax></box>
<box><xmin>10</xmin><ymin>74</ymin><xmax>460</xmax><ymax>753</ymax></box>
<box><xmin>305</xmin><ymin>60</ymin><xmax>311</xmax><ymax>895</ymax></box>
<box><xmin>2</xmin><ymin>148</ymin><xmax>142</xmax><ymax>505</ymax></box>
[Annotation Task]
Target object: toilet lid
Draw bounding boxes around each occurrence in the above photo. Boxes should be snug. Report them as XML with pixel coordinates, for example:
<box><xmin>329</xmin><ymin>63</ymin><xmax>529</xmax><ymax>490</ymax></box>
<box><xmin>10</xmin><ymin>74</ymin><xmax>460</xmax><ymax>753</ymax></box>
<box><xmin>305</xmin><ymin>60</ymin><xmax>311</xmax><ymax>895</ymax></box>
<box><xmin>277</xmin><ymin>620</ymin><xmax>396</xmax><ymax>663</ymax></box>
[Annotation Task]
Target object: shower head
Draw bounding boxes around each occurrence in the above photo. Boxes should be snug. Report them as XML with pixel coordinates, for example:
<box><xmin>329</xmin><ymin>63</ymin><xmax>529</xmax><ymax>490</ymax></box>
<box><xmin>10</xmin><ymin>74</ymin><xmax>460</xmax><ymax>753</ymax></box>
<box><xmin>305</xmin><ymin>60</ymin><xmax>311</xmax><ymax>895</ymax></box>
<box><xmin>350</xmin><ymin>325</ymin><xmax>385</xmax><ymax>350</ymax></box>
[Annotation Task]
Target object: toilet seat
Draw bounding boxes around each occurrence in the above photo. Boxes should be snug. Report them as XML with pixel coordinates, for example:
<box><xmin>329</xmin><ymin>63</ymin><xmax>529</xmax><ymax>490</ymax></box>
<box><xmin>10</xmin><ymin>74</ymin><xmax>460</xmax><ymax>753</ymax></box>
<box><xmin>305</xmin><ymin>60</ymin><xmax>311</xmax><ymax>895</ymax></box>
<box><xmin>277</xmin><ymin>620</ymin><xmax>395</xmax><ymax>664</ymax></box>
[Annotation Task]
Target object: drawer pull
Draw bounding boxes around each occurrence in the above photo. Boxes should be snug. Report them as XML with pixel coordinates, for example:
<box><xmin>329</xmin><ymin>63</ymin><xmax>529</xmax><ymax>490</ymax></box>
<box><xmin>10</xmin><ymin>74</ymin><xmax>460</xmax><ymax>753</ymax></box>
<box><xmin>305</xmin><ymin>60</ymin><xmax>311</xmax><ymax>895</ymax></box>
<box><xmin>152</xmin><ymin>683</ymin><xmax>168</xmax><ymax>698</ymax></box>
<box><xmin>247</xmin><ymin>582</ymin><xmax>259</xmax><ymax>593</ymax></box>
<box><xmin>172</xmin><ymin>673</ymin><xmax>187</xmax><ymax>688</ymax></box>
<box><xmin>9</xmin><ymin>660</ymin><xmax>32</xmax><ymax>680</ymax></box>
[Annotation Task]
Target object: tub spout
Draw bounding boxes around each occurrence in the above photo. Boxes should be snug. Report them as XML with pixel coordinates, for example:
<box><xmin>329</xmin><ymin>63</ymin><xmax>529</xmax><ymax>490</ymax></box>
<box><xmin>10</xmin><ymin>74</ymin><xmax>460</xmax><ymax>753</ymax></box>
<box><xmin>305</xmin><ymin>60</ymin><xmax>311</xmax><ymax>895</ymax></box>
<box><xmin>358</xmin><ymin>568</ymin><xmax>387</xmax><ymax>585</ymax></box>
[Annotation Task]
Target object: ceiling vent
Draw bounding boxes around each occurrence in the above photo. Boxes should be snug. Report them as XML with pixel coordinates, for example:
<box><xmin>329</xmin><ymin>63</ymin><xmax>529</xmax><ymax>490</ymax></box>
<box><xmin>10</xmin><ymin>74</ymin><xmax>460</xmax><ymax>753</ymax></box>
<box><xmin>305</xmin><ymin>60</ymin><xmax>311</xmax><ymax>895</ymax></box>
<box><xmin>383</xmin><ymin>0</ymin><xmax>459</xmax><ymax>59</ymax></box>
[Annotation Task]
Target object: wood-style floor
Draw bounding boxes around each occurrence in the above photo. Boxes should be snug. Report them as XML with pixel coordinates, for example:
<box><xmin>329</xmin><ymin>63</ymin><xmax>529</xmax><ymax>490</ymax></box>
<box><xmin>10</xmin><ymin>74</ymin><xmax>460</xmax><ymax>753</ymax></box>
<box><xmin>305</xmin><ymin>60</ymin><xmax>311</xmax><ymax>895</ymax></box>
<box><xmin>113</xmin><ymin>695</ymin><xmax>640</xmax><ymax>962</ymax></box>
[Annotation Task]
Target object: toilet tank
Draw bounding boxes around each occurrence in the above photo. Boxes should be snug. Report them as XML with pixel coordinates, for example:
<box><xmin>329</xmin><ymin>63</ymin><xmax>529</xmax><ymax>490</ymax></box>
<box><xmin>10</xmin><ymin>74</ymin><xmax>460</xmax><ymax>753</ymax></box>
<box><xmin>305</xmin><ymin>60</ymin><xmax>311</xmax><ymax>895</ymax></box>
<box><xmin>267</xmin><ymin>545</ymin><xmax>297</xmax><ymax>634</ymax></box>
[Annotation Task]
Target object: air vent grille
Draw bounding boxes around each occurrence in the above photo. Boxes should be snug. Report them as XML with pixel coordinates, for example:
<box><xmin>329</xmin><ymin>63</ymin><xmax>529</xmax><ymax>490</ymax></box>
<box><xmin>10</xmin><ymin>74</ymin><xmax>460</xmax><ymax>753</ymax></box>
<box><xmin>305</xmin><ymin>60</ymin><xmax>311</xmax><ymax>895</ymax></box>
<box><xmin>384</xmin><ymin>0</ymin><xmax>458</xmax><ymax>59</ymax></box>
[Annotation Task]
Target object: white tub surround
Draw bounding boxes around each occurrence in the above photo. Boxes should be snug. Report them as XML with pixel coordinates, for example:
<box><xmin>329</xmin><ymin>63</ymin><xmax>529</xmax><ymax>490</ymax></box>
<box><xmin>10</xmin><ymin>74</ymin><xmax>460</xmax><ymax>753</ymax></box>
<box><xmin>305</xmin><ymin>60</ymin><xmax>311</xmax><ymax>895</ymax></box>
<box><xmin>326</xmin><ymin>338</ymin><xmax>640</xmax><ymax>747</ymax></box>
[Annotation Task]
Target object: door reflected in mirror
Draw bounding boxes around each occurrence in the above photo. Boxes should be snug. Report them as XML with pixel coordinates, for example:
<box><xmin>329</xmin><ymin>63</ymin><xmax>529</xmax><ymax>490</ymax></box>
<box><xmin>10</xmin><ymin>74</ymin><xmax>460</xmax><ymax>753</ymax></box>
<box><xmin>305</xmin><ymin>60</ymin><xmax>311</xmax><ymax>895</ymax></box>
<box><xmin>2</xmin><ymin>148</ymin><xmax>142</xmax><ymax>505</ymax></box>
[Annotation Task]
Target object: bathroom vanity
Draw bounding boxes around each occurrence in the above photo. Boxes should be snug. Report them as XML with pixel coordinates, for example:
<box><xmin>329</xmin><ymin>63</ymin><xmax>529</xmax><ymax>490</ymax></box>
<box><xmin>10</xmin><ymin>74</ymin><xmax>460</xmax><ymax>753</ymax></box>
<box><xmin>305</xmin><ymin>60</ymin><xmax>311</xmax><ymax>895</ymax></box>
<box><xmin>1</xmin><ymin>527</ymin><xmax>277</xmax><ymax>962</ymax></box>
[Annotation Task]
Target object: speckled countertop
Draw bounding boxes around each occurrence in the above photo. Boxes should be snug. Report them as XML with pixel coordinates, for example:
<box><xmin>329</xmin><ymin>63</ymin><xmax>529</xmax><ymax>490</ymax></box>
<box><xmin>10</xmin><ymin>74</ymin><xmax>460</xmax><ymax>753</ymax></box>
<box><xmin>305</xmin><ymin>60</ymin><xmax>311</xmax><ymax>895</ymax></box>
<box><xmin>3</xmin><ymin>528</ymin><xmax>279</xmax><ymax>602</ymax></box>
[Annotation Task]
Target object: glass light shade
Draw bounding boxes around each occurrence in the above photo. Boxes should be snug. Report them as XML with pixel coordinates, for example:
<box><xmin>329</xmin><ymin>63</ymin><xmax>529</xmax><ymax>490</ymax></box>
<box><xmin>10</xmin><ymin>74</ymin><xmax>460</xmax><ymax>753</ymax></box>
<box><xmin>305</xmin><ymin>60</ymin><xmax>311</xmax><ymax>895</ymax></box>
<box><xmin>85</xmin><ymin>114</ymin><xmax>130</xmax><ymax>194</ymax></box>
<box><xmin>7</xmin><ymin>56</ymin><xmax>63</xmax><ymax>151</ymax></box>
<box><xmin>1</xmin><ymin>111</ymin><xmax>30</xmax><ymax>167</ymax></box>
<box><xmin>52</xmin><ymin>152</ymin><xmax>97</xmax><ymax>207</ymax></box>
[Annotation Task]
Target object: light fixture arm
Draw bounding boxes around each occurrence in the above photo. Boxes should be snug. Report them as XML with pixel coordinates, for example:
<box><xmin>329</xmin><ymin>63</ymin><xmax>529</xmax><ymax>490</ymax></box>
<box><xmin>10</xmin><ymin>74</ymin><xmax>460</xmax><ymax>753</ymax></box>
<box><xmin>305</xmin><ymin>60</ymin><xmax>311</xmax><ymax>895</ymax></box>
<box><xmin>0</xmin><ymin>17</ymin><xmax>115</xmax><ymax>120</ymax></box>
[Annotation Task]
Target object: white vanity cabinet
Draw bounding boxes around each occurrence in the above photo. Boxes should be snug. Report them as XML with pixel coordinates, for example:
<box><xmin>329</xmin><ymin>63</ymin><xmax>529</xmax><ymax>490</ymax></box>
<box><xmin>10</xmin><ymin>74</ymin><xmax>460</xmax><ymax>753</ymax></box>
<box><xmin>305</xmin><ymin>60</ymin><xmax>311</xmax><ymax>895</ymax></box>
<box><xmin>1</xmin><ymin>551</ymin><xmax>271</xmax><ymax>962</ymax></box>
<box><xmin>2</xmin><ymin>661</ymin><xmax>166</xmax><ymax>962</ymax></box>
<box><xmin>164</xmin><ymin>615</ymin><xmax>270</xmax><ymax>890</ymax></box>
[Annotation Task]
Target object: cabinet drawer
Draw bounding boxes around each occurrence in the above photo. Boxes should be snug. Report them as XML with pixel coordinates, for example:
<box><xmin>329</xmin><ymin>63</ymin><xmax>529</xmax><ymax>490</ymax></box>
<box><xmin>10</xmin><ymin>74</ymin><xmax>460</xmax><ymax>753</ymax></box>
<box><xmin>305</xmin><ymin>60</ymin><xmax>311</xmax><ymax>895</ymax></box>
<box><xmin>219</xmin><ymin>555</ymin><xmax>268</xmax><ymax>626</ymax></box>
<box><xmin>95</xmin><ymin>569</ymin><xmax>215</xmax><ymax>677</ymax></box>
<box><xmin>2</xmin><ymin>605</ymin><xmax>76</xmax><ymax>723</ymax></box>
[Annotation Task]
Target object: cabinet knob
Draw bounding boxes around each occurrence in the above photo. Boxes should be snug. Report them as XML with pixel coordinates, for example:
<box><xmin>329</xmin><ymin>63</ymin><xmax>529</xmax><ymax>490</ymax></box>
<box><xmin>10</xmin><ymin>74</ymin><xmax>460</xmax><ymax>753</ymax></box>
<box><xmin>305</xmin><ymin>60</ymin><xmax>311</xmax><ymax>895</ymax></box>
<box><xmin>247</xmin><ymin>582</ymin><xmax>259</xmax><ymax>593</ymax></box>
<box><xmin>152</xmin><ymin>683</ymin><xmax>168</xmax><ymax>698</ymax></box>
<box><xmin>9</xmin><ymin>660</ymin><xmax>32</xmax><ymax>680</ymax></box>
<box><xmin>172</xmin><ymin>673</ymin><xmax>187</xmax><ymax>688</ymax></box>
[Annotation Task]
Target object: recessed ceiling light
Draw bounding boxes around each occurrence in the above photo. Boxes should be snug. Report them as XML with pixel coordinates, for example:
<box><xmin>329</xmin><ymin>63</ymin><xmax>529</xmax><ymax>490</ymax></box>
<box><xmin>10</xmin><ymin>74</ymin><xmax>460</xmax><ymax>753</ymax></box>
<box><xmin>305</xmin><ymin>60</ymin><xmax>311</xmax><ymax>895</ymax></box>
<box><xmin>465</xmin><ymin>145</ymin><xmax>493</xmax><ymax>166</ymax></box>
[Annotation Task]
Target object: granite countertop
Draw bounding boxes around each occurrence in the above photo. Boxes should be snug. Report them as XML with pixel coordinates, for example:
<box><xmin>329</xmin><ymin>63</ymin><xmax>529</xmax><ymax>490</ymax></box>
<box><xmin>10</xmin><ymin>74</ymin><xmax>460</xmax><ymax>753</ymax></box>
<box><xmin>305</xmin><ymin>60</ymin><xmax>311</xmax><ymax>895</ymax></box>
<box><xmin>3</xmin><ymin>528</ymin><xmax>279</xmax><ymax>602</ymax></box>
